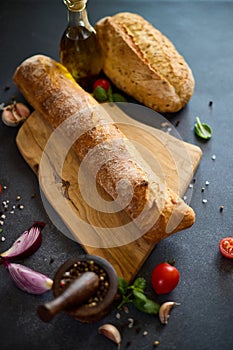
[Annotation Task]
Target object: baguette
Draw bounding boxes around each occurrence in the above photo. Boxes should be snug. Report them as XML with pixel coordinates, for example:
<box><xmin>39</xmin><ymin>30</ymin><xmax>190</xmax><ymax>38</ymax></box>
<box><xmin>95</xmin><ymin>12</ymin><xmax>195</xmax><ymax>113</ymax></box>
<box><xmin>13</xmin><ymin>54</ymin><xmax>195</xmax><ymax>242</ymax></box>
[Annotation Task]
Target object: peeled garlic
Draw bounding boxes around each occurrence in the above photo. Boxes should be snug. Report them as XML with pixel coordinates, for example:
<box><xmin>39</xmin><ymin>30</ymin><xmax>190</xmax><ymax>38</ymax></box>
<box><xmin>98</xmin><ymin>324</ymin><xmax>121</xmax><ymax>349</ymax></box>
<box><xmin>159</xmin><ymin>301</ymin><xmax>180</xmax><ymax>325</ymax></box>
<box><xmin>2</xmin><ymin>102</ymin><xmax>30</xmax><ymax>127</ymax></box>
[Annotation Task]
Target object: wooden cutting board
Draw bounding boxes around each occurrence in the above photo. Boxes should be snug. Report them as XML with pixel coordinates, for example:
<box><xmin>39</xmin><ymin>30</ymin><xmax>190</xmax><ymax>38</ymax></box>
<box><xmin>16</xmin><ymin>105</ymin><xmax>202</xmax><ymax>281</ymax></box>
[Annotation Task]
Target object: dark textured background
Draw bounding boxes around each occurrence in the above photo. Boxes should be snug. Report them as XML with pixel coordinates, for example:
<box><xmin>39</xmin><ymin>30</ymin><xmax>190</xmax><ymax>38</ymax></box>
<box><xmin>0</xmin><ymin>1</ymin><xmax>233</xmax><ymax>349</ymax></box>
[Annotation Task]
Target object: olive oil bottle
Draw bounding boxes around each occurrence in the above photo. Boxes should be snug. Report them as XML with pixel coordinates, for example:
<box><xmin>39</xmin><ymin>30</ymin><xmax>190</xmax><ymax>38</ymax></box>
<box><xmin>60</xmin><ymin>0</ymin><xmax>103</xmax><ymax>91</ymax></box>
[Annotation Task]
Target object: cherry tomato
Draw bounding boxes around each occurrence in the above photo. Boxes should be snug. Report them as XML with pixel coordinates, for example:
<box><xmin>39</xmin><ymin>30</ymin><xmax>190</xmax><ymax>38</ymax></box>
<box><xmin>151</xmin><ymin>262</ymin><xmax>180</xmax><ymax>295</ymax></box>
<box><xmin>0</xmin><ymin>184</ymin><xmax>2</xmax><ymax>194</ymax></box>
<box><xmin>219</xmin><ymin>237</ymin><xmax>233</xmax><ymax>259</ymax></box>
<box><xmin>93</xmin><ymin>78</ymin><xmax>111</xmax><ymax>92</ymax></box>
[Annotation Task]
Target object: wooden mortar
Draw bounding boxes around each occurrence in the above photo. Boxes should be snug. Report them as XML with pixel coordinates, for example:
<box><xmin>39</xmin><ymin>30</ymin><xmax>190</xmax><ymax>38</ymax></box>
<box><xmin>37</xmin><ymin>254</ymin><xmax>118</xmax><ymax>323</ymax></box>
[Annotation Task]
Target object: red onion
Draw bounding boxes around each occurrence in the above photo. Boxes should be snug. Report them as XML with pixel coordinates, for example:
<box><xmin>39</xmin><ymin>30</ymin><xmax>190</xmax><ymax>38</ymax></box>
<box><xmin>4</xmin><ymin>261</ymin><xmax>53</xmax><ymax>294</ymax></box>
<box><xmin>0</xmin><ymin>222</ymin><xmax>45</xmax><ymax>261</ymax></box>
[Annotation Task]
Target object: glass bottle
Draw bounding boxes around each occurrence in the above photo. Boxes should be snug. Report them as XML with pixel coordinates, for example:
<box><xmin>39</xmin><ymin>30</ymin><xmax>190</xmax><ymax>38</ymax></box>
<box><xmin>60</xmin><ymin>0</ymin><xmax>103</xmax><ymax>91</ymax></box>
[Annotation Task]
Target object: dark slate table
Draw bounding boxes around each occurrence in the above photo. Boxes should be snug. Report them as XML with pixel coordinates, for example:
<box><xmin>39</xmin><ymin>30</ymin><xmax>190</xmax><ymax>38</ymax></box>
<box><xmin>0</xmin><ymin>1</ymin><xmax>232</xmax><ymax>349</ymax></box>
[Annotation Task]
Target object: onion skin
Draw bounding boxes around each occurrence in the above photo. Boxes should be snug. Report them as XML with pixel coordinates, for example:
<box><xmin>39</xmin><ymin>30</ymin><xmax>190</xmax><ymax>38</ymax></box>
<box><xmin>4</xmin><ymin>262</ymin><xmax>53</xmax><ymax>295</ymax></box>
<box><xmin>0</xmin><ymin>222</ymin><xmax>45</xmax><ymax>260</ymax></box>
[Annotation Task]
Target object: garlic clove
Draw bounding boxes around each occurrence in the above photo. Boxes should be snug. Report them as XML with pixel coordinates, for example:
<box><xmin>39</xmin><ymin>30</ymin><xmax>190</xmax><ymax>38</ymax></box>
<box><xmin>98</xmin><ymin>324</ymin><xmax>121</xmax><ymax>348</ymax></box>
<box><xmin>159</xmin><ymin>301</ymin><xmax>180</xmax><ymax>325</ymax></box>
<box><xmin>12</xmin><ymin>103</ymin><xmax>29</xmax><ymax>120</ymax></box>
<box><xmin>2</xmin><ymin>107</ymin><xmax>18</xmax><ymax>126</ymax></box>
<box><xmin>2</xmin><ymin>102</ymin><xmax>30</xmax><ymax>127</ymax></box>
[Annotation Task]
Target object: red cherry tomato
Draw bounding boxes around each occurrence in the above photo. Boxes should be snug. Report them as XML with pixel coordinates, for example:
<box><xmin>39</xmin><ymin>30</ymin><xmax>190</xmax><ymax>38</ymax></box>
<box><xmin>151</xmin><ymin>262</ymin><xmax>180</xmax><ymax>295</ymax></box>
<box><xmin>0</xmin><ymin>184</ymin><xmax>2</xmax><ymax>194</ymax></box>
<box><xmin>93</xmin><ymin>78</ymin><xmax>111</xmax><ymax>92</ymax></box>
<box><xmin>219</xmin><ymin>237</ymin><xmax>233</xmax><ymax>259</ymax></box>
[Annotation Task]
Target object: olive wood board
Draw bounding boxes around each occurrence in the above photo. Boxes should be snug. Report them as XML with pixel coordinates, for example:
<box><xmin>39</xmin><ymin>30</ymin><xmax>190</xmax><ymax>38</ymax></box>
<box><xmin>16</xmin><ymin>105</ymin><xmax>202</xmax><ymax>281</ymax></box>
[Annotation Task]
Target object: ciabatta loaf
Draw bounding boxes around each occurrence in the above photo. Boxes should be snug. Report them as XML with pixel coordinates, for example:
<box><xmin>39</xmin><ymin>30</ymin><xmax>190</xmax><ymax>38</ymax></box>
<box><xmin>13</xmin><ymin>55</ymin><xmax>195</xmax><ymax>242</ymax></box>
<box><xmin>95</xmin><ymin>12</ymin><xmax>195</xmax><ymax>113</ymax></box>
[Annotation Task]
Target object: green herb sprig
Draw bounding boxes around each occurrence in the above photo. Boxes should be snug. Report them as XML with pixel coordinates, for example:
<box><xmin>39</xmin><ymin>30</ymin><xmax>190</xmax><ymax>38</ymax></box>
<box><xmin>93</xmin><ymin>86</ymin><xmax>127</xmax><ymax>103</ymax></box>
<box><xmin>194</xmin><ymin>116</ymin><xmax>212</xmax><ymax>140</ymax></box>
<box><xmin>117</xmin><ymin>276</ymin><xmax>160</xmax><ymax>314</ymax></box>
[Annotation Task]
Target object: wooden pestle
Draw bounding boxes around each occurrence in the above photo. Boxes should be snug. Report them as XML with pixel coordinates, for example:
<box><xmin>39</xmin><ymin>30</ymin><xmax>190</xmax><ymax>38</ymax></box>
<box><xmin>37</xmin><ymin>272</ymin><xmax>99</xmax><ymax>322</ymax></box>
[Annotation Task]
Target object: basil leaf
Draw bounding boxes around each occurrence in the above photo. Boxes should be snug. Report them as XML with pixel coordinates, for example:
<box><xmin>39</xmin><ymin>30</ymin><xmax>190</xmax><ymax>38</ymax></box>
<box><xmin>107</xmin><ymin>86</ymin><xmax>114</xmax><ymax>102</ymax></box>
<box><xmin>194</xmin><ymin>117</ymin><xmax>212</xmax><ymax>140</ymax></box>
<box><xmin>112</xmin><ymin>93</ymin><xmax>127</xmax><ymax>102</ymax></box>
<box><xmin>133</xmin><ymin>289</ymin><xmax>147</xmax><ymax>303</ymax></box>
<box><xmin>133</xmin><ymin>277</ymin><xmax>146</xmax><ymax>292</ymax></box>
<box><xmin>142</xmin><ymin>298</ymin><xmax>160</xmax><ymax>314</ymax></box>
<box><xmin>134</xmin><ymin>297</ymin><xmax>160</xmax><ymax>315</ymax></box>
<box><xmin>93</xmin><ymin>86</ymin><xmax>108</xmax><ymax>102</ymax></box>
<box><xmin>117</xmin><ymin>276</ymin><xmax>129</xmax><ymax>295</ymax></box>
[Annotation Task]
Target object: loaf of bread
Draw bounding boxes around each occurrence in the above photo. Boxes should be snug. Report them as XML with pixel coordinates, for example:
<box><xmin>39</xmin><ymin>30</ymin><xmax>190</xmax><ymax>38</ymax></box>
<box><xmin>13</xmin><ymin>55</ymin><xmax>195</xmax><ymax>242</ymax></box>
<box><xmin>95</xmin><ymin>12</ymin><xmax>195</xmax><ymax>113</ymax></box>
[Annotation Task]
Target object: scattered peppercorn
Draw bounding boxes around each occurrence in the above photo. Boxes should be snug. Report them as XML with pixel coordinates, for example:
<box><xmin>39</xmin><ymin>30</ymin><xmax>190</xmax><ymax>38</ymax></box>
<box><xmin>219</xmin><ymin>205</ymin><xmax>224</xmax><ymax>212</ymax></box>
<box><xmin>135</xmin><ymin>326</ymin><xmax>141</xmax><ymax>334</ymax></box>
<box><xmin>123</xmin><ymin>305</ymin><xmax>129</xmax><ymax>314</ymax></box>
<box><xmin>153</xmin><ymin>340</ymin><xmax>160</xmax><ymax>346</ymax></box>
<box><xmin>209</xmin><ymin>101</ymin><xmax>213</xmax><ymax>107</ymax></box>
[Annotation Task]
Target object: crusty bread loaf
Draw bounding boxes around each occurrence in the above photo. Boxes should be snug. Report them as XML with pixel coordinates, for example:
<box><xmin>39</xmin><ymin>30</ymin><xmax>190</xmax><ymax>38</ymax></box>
<box><xmin>95</xmin><ymin>12</ymin><xmax>195</xmax><ymax>113</ymax></box>
<box><xmin>13</xmin><ymin>54</ymin><xmax>195</xmax><ymax>242</ymax></box>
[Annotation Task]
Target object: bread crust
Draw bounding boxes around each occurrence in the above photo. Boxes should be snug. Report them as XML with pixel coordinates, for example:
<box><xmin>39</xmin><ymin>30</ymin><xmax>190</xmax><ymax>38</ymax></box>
<box><xmin>13</xmin><ymin>54</ymin><xmax>195</xmax><ymax>241</ymax></box>
<box><xmin>95</xmin><ymin>12</ymin><xmax>195</xmax><ymax>113</ymax></box>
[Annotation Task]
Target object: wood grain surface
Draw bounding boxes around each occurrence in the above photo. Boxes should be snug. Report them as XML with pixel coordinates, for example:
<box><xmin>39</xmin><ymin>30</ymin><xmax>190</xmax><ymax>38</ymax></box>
<box><xmin>16</xmin><ymin>105</ymin><xmax>202</xmax><ymax>281</ymax></box>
